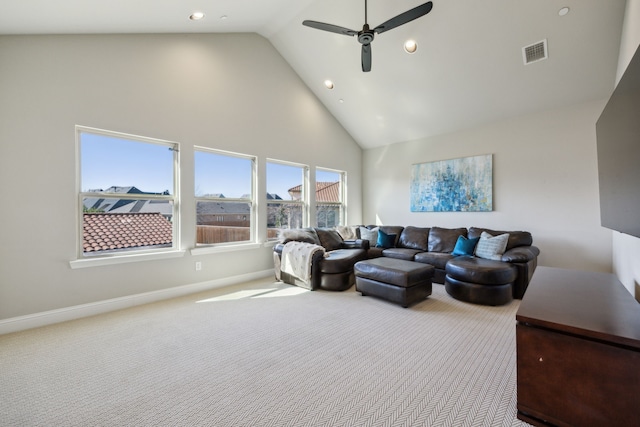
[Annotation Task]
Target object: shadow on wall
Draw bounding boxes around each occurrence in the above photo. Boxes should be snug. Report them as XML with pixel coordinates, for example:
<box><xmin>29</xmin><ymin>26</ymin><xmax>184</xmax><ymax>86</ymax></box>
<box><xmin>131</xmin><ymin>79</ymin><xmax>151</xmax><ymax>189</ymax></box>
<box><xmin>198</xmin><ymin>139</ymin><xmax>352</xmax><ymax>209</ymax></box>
<box><xmin>636</xmin><ymin>280</ymin><xmax>640</xmax><ymax>303</ymax></box>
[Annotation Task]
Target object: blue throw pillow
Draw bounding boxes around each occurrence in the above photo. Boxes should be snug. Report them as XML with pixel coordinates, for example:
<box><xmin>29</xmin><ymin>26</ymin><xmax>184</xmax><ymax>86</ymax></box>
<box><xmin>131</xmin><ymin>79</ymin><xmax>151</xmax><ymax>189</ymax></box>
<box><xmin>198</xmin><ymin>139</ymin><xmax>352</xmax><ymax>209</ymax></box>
<box><xmin>452</xmin><ymin>235</ymin><xmax>480</xmax><ymax>256</ymax></box>
<box><xmin>376</xmin><ymin>229</ymin><xmax>396</xmax><ymax>248</ymax></box>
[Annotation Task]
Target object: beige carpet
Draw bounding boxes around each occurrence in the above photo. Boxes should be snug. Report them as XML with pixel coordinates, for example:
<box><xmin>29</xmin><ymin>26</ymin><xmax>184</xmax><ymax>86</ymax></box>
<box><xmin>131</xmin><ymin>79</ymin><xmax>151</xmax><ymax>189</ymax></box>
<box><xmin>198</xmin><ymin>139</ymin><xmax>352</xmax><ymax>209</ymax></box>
<box><xmin>0</xmin><ymin>279</ymin><xmax>530</xmax><ymax>427</ymax></box>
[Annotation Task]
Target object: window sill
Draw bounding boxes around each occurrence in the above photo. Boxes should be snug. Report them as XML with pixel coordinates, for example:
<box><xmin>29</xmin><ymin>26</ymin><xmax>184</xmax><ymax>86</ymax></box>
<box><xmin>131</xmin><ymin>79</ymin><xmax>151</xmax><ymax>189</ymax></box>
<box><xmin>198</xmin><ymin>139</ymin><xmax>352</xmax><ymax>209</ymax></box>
<box><xmin>190</xmin><ymin>242</ymin><xmax>262</xmax><ymax>256</ymax></box>
<box><xmin>70</xmin><ymin>250</ymin><xmax>186</xmax><ymax>269</ymax></box>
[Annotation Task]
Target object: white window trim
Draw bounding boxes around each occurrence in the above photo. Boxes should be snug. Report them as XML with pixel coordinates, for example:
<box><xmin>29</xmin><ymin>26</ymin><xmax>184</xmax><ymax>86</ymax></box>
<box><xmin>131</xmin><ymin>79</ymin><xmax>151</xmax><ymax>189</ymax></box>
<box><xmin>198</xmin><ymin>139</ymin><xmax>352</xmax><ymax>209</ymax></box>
<box><xmin>74</xmin><ymin>126</ymin><xmax>181</xmax><ymax>265</ymax></box>
<box><xmin>316</xmin><ymin>167</ymin><xmax>347</xmax><ymax>226</ymax></box>
<box><xmin>194</xmin><ymin>147</ymin><xmax>257</xmax><ymax>247</ymax></box>
<box><xmin>266</xmin><ymin>159</ymin><xmax>309</xmax><ymax>238</ymax></box>
<box><xmin>70</xmin><ymin>249</ymin><xmax>186</xmax><ymax>269</ymax></box>
<box><xmin>190</xmin><ymin>242</ymin><xmax>262</xmax><ymax>256</ymax></box>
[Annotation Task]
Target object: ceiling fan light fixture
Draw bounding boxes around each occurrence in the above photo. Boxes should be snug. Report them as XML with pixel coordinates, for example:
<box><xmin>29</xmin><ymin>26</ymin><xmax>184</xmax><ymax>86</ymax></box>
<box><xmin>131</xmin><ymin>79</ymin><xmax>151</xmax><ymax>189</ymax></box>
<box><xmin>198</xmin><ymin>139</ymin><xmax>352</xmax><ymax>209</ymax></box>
<box><xmin>324</xmin><ymin>80</ymin><xmax>335</xmax><ymax>89</ymax></box>
<box><xmin>189</xmin><ymin>12</ymin><xmax>205</xmax><ymax>21</ymax></box>
<box><xmin>404</xmin><ymin>40</ymin><xmax>418</xmax><ymax>54</ymax></box>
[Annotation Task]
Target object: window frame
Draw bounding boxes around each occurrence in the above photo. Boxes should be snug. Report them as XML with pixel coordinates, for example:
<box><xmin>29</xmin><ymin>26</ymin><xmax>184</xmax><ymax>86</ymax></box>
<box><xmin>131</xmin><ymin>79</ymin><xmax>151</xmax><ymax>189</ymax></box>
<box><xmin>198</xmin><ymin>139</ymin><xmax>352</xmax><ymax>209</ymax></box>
<box><xmin>266</xmin><ymin>159</ymin><xmax>309</xmax><ymax>238</ymax></box>
<box><xmin>315</xmin><ymin>167</ymin><xmax>346</xmax><ymax>228</ymax></box>
<box><xmin>194</xmin><ymin>147</ymin><xmax>257</xmax><ymax>248</ymax></box>
<box><xmin>74</xmin><ymin>126</ymin><xmax>181</xmax><ymax>263</ymax></box>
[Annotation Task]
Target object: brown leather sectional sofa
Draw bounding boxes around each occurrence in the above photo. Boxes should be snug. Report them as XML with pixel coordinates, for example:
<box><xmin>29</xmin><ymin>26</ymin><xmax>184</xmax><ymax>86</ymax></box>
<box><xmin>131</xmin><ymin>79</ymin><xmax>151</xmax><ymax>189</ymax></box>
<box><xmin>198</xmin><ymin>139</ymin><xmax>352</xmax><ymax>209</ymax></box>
<box><xmin>273</xmin><ymin>225</ymin><xmax>540</xmax><ymax>300</ymax></box>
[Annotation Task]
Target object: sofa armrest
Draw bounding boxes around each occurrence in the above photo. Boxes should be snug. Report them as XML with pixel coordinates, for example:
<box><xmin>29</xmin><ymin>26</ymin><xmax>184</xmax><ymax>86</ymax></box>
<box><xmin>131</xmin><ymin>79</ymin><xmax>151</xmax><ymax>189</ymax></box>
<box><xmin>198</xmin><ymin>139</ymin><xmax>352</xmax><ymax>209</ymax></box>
<box><xmin>342</xmin><ymin>239</ymin><xmax>370</xmax><ymax>250</ymax></box>
<box><xmin>274</xmin><ymin>243</ymin><xmax>285</xmax><ymax>256</ymax></box>
<box><xmin>501</xmin><ymin>246</ymin><xmax>540</xmax><ymax>263</ymax></box>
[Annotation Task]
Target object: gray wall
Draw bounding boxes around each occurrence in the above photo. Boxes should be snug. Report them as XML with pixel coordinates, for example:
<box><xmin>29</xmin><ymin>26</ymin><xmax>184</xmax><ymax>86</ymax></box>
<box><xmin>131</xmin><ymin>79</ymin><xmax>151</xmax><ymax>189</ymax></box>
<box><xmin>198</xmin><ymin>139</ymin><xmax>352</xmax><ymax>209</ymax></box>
<box><xmin>362</xmin><ymin>99</ymin><xmax>612</xmax><ymax>273</ymax></box>
<box><xmin>613</xmin><ymin>0</ymin><xmax>640</xmax><ymax>297</ymax></box>
<box><xmin>0</xmin><ymin>33</ymin><xmax>362</xmax><ymax>320</ymax></box>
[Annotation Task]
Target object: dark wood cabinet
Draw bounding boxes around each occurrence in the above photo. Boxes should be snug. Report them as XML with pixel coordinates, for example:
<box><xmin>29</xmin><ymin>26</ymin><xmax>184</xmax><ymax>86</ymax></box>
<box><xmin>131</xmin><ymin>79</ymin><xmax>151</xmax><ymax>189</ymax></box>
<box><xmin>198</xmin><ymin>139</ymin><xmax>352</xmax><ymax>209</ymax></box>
<box><xmin>516</xmin><ymin>267</ymin><xmax>640</xmax><ymax>426</ymax></box>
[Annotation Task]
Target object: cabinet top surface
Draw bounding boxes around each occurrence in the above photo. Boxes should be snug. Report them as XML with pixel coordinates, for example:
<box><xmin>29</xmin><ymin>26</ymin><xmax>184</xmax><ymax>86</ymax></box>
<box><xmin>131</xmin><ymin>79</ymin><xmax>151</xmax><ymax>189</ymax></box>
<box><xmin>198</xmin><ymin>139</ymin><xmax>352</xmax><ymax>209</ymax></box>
<box><xmin>516</xmin><ymin>267</ymin><xmax>640</xmax><ymax>349</ymax></box>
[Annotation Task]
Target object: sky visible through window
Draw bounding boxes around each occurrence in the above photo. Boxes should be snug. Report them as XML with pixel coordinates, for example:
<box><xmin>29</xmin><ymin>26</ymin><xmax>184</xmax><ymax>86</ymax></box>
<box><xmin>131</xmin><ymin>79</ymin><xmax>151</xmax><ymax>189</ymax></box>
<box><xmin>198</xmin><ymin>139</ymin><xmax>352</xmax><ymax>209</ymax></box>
<box><xmin>267</xmin><ymin>162</ymin><xmax>303</xmax><ymax>200</ymax></box>
<box><xmin>195</xmin><ymin>151</ymin><xmax>252</xmax><ymax>198</ymax></box>
<box><xmin>81</xmin><ymin>133</ymin><xmax>174</xmax><ymax>194</ymax></box>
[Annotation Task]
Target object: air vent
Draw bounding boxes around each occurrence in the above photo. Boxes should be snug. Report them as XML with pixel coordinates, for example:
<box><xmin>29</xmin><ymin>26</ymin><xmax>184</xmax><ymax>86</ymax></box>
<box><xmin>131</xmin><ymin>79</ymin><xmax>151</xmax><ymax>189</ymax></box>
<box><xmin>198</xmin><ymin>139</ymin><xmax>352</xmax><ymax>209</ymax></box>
<box><xmin>522</xmin><ymin>39</ymin><xmax>548</xmax><ymax>65</ymax></box>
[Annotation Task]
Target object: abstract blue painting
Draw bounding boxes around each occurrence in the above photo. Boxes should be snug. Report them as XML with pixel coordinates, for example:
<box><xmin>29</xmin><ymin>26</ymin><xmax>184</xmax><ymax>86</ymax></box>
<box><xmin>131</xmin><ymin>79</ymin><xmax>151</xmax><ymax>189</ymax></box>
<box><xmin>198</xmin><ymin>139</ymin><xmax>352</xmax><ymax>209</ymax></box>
<box><xmin>410</xmin><ymin>154</ymin><xmax>493</xmax><ymax>212</ymax></box>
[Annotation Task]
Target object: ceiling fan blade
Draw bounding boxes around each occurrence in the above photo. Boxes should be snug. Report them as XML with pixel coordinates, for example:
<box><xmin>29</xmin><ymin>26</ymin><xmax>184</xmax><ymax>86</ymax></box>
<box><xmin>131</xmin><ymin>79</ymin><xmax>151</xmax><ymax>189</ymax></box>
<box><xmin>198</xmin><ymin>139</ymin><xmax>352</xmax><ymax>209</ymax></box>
<box><xmin>361</xmin><ymin>44</ymin><xmax>372</xmax><ymax>72</ymax></box>
<box><xmin>373</xmin><ymin>1</ymin><xmax>433</xmax><ymax>34</ymax></box>
<box><xmin>302</xmin><ymin>20</ymin><xmax>358</xmax><ymax>37</ymax></box>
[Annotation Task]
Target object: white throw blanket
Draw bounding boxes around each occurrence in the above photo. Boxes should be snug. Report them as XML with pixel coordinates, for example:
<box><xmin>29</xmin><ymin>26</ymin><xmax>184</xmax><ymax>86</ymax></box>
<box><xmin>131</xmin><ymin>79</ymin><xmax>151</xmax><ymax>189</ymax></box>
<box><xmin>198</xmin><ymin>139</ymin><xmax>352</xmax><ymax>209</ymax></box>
<box><xmin>280</xmin><ymin>241</ymin><xmax>325</xmax><ymax>288</ymax></box>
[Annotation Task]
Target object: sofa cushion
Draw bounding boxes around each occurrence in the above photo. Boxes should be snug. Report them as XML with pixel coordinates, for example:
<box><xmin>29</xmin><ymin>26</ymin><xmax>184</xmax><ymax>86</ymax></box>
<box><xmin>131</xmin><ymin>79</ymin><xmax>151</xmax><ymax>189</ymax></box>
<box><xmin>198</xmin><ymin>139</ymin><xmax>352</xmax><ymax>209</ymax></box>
<box><xmin>315</xmin><ymin>228</ymin><xmax>344</xmax><ymax>252</ymax></box>
<box><xmin>452</xmin><ymin>235</ymin><xmax>480</xmax><ymax>256</ymax></box>
<box><xmin>335</xmin><ymin>225</ymin><xmax>358</xmax><ymax>240</ymax></box>
<box><xmin>382</xmin><ymin>247</ymin><xmax>422</xmax><ymax>261</ymax></box>
<box><xmin>468</xmin><ymin>227</ymin><xmax>532</xmax><ymax>251</ymax></box>
<box><xmin>278</xmin><ymin>228</ymin><xmax>320</xmax><ymax>245</ymax></box>
<box><xmin>475</xmin><ymin>232</ymin><xmax>509</xmax><ymax>261</ymax></box>
<box><xmin>502</xmin><ymin>246</ymin><xmax>540</xmax><ymax>263</ymax></box>
<box><xmin>367</xmin><ymin>247</ymin><xmax>385</xmax><ymax>258</ymax></box>
<box><xmin>319</xmin><ymin>248</ymin><xmax>367</xmax><ymax>274</ymax></box>
<box><xmin>428</xmin><ymin>227</ymin><xmax>468</xmax><ymax>253</ymax></box>
<box><xmin>376</xmin><ymin>229</ymin><xmax>396</xmax><ymax>248</ymax></box>
<box><xmin>414</xmin><ymin>252</ymin><xmax>455</xmax><ymax>270</ymax></box>
<box><xmin>398</xmin><ymin>226</ymin><xmax>430</xmax><ymax>251</ymax></box>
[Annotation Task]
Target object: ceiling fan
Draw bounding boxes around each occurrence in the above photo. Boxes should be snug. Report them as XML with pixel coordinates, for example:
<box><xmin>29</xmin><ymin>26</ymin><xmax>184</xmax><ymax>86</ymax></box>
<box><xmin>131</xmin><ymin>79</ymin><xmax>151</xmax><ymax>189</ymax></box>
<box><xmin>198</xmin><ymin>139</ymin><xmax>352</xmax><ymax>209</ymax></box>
<box><xmin>302</xmin><ymin>1</ymin><xmax>433</xmax><ymax>72</ymax></box>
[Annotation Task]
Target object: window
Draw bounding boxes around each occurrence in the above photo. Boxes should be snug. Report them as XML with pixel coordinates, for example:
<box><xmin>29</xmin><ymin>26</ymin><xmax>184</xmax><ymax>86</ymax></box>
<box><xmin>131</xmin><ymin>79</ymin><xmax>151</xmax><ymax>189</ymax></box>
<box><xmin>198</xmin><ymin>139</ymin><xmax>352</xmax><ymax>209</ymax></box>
<box><xmin>266</xmin><ymin>160</ymin><xmax>307</xmax><ymax>238</ymax></box>
<box><xmin>195</xmin><ymin>148</ymin><xmax>255</xmax><ymax>245</ymax></box>
<box><xmin>316</xmin><ymin>168</ymin><xmax>346</xmax><ymax>227</ymax></box>
<box><xmin>77</xmin><ymin>127</ymin><xmax>178</xmax><ymax>257</ymax></box>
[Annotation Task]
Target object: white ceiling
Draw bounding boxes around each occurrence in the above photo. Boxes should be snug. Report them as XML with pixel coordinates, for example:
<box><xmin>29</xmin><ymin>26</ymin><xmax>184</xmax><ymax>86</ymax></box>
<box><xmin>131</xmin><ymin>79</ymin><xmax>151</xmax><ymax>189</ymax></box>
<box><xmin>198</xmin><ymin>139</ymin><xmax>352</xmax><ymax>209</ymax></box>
<box><xmin>0</xmin><ymin>0</ymin><xmax>627</xmax><ymax>149</ymax></box>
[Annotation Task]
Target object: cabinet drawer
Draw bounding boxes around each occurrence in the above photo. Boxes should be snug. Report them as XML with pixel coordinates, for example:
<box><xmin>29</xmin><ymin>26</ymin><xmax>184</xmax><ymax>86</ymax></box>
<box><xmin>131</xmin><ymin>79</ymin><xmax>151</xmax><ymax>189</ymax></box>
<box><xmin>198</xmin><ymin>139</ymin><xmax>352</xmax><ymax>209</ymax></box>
<box><xmin>517</xmin><ymin>324</ymin><xmax>640</xmax><ymax>426</ymax></box>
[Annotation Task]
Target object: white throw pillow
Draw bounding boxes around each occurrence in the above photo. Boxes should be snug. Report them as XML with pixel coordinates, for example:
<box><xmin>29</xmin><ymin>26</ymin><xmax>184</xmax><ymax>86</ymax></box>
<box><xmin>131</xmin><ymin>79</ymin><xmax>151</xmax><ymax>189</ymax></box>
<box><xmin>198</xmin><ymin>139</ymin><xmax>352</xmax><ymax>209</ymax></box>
<box><xmin>359</xmin><ymin>227</ymin><xmax>379</xmax><ymax>246</ymax></box>
<box><xmin>474</xmin><ymin>231</ymin><xmax>509</xmax><ymax>261</ymax></box>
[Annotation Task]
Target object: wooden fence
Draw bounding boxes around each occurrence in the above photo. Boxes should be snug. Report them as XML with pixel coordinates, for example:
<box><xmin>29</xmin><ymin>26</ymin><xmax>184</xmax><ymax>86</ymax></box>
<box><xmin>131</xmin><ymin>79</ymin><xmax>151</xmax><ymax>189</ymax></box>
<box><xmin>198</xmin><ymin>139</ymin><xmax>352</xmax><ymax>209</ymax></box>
<box><xmin>197</xmin><ymin>225</ymin><xmax>279</xmax><ymax>244</ymax></box>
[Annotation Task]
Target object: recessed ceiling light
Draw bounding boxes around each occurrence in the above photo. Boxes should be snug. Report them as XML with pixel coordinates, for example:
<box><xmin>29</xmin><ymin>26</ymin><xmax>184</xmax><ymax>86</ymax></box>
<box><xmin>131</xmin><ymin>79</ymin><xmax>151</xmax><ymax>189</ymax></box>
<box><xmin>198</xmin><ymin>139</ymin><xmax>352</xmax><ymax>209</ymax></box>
<box><xmin>324</xmin><ymin>80</ymin><xmax>334</xmax><ymax>89</ymax></box>
<box><xmin>404</xmin><ymin>40</ymin><xmax>418</xmax><ymax>54</ymax></box>
<box><xmin>189</xmin><ymin>12</ymin><xmax>205</xmax><ymax>21</ymax></box>
<box><xmin>220</xmin><ymin>15</ymin><xmax>229</xmax><ymax>20</ymax></box>
<box><xmin>558</xmin><ymin>7</ymin><xmax>570</xmax><ymax>16</ymax></box>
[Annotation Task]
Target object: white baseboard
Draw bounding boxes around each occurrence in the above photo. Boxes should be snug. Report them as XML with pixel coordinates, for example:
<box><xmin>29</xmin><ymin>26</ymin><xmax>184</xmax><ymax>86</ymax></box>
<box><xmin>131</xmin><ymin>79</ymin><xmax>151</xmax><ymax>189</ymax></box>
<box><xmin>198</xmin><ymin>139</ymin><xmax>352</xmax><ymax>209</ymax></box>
<box><xmin>0</xmin><ymin>269</ymin><xmax>275</xmax><ymax>335</ymax></box>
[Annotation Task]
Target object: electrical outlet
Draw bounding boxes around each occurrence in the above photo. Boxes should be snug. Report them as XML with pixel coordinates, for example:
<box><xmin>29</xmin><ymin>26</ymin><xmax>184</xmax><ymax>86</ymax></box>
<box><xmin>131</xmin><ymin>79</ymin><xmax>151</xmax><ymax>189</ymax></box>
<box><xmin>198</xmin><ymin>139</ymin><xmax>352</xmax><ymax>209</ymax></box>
<box><xmin>195</xmin><ymin>261</ymin><xmax>202</xmax><ymax>271</ymax></box>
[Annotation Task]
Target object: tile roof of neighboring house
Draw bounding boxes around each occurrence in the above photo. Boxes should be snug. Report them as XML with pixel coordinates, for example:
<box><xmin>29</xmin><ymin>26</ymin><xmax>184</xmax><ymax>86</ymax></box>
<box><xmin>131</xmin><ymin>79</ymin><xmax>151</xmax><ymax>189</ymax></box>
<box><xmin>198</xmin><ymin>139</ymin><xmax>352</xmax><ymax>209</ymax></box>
<box><xmin>83</xmin><ymin>212</ymin><xmax>172</xmax><ymax>253</ymax></box>
<box><xmin>287</xmin><ymin>182</ymin><xmax>340</xmax><ymax>202</ymax></box>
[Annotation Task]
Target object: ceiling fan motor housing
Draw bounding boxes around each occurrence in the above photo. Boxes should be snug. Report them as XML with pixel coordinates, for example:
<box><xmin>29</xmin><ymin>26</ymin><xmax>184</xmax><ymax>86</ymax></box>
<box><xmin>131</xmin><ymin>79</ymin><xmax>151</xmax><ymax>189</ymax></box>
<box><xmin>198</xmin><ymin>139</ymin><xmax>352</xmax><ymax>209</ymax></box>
<box><xmin>358</xmin><ymin>32</ymin><xmax>374</xmax><ymax>44</ymax></box>
<box><xmin>358</xmin><ymin>24</ymin><xmax>374</xmax><ymax>45</ymax></box>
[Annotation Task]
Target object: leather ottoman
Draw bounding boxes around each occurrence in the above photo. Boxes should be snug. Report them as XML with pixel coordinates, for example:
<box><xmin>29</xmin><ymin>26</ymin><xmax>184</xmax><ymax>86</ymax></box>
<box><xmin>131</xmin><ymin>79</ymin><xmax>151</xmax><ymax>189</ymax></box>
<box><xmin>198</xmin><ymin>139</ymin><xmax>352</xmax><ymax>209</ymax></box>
<box><xmin>445</xmin><ymin>256</ymin><xmax>516</xmax><ymax>306</ymax></box>
<box><xmin>354</xmin><ymin>258</ymin><xmax>434</xmax><ymax>307</ymax></box>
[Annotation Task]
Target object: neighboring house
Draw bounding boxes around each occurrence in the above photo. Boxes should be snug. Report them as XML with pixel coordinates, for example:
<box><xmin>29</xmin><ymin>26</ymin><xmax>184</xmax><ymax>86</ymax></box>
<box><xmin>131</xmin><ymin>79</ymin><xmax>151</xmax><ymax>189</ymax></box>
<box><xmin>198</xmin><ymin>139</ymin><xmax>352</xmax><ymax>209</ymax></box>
<box><xmin>83</xmin><ymin>182</ymin><xmax>340</xmax><ymax>252</ymax></box>
<box><xmin>287</xmin><ymin>182</ymin><xmax>341</xmax><ymax>227</ymax></box>
<box><xmin>197</xmin><ymin>200</ymin><xmax>251</xmax><ymax>227</ymax></box>
<box><xmin>109</xmin><ymin>200</ymin><xmax>173</xmax><ymax>219</ymax></box>
<box><xmin>84</xmin><ymin>186</ymin><xmax>172</xmax><ymax>218</ymax></box>
<box><xmin>287</xmin><ymin>182</ymin><xmax>340</xmax><ymax>201</ymax></box>
<box><xmin>83</xmin><ymin>186</ymin><xmax>144</xmax><ymax>212</ymax></box>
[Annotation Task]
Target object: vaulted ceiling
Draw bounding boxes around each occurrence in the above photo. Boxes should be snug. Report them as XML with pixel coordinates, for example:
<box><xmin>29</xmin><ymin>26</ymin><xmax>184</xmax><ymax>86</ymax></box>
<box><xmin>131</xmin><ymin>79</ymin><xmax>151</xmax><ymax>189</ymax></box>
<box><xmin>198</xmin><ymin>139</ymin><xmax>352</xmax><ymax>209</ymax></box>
<box><xmin>0</xmin><ymin>0</ymin><xmax>627</xmax><ymax>149</ymax></box>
